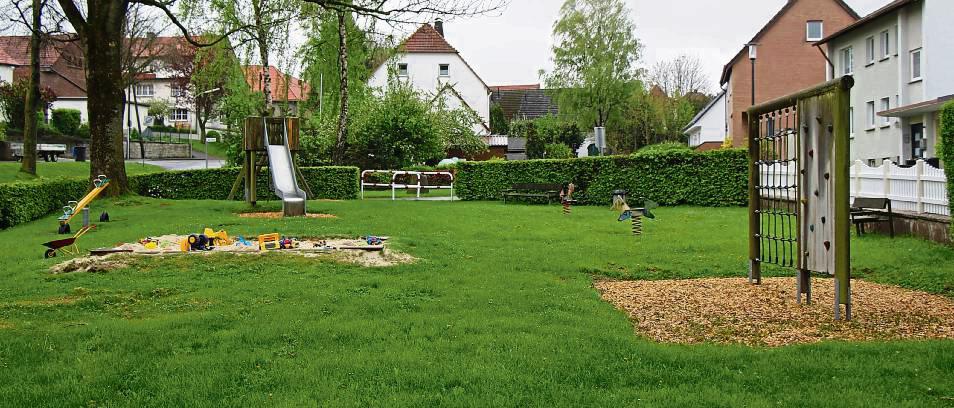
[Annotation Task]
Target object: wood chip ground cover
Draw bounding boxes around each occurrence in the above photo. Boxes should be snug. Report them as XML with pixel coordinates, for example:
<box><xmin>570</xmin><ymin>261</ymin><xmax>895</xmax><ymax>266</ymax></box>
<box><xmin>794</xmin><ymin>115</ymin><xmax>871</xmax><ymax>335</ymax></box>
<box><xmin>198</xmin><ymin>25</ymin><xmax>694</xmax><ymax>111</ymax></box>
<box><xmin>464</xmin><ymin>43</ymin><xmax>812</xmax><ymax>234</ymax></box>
<box><xmin>595</xmin><ymin>277</ymin><xmax>954</xmax><ymax>347</ymax></box>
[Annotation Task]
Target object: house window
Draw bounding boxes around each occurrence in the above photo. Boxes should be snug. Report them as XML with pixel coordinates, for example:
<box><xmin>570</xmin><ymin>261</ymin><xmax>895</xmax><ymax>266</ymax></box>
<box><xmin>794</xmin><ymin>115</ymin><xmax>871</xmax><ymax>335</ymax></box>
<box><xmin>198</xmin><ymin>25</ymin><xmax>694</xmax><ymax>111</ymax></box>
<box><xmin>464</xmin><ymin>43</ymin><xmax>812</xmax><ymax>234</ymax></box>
<box><xmin>865</xmin><ymin>36</ymin><xmax>875</xmax><ymax>65</ymax></box>
<box><xmin>880</xmin><ymin>30</ymin><xmax>891</xmax><ymax>59</ymax></box>
<box><xmin>171</xmin><ymin>108</ymin><xmax>189</xmax><ymax>122</ymax></box>
<box><xmin>397</xmin><ymin>63</ymin><xmax>409</xmax><ymax>77</ymax></box>
<box><xmin>135</xmin><ymin>83</ymin><xmax>154</xmax><ymax>97</ymax></box>
<box><xmin>880</xmin><ymin>97</ymin><xmax>890</xmax><ymax>126</ymax></box>
<box><xmin>806</xmin><ymin>21</ymin><xmax>824</xmax><ymax>41</ymax></box>
<box><xmin>910</xmin><ymin>49</ymin><xmax>922</xmax><ymax>81</ymax></box>
<box><xmin>866</xmin><ymin>101</ymin><xmax>875</xmax><ymax>129</ymax></box>
<box><xmin>171</xmin><ymin>85</ymin><xmax>187</xmax><ymax>98</ymax></box>
<box><xmin>841</xmin><ymin>47</ymin><xmax>853</xmax><ymax>75</ymax></box>
<box><xmin>439</xmin><ymin>64</ymin><xmax>449</xmax><ymax>77</ymax></box>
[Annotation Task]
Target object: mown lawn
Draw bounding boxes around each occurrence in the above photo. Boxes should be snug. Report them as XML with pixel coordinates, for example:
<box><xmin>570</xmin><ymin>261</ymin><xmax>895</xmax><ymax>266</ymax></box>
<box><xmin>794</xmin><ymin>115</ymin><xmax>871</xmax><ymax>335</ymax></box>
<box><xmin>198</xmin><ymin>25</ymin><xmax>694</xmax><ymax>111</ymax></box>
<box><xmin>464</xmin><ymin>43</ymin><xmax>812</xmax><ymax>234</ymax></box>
<box><xmin>0</xmin><ymin>161</ymin><xmax>163</xmax><ymax>184</ymax></box>
<box><xmin>0</xmin><ymin>199</ymin><xmax>952</xmax><ymax>406</ymax></box>
<box><xmin>188</xmin><ymin>140</ymin><xmax>230</xmax><ymax>160</ymax></box>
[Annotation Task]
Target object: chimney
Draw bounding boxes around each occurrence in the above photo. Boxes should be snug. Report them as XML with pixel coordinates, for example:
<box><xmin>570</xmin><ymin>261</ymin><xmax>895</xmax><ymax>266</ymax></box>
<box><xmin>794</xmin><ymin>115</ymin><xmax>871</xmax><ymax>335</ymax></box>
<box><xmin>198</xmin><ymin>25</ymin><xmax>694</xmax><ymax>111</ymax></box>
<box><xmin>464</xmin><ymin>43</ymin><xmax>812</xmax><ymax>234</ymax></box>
<box><xmin>434</xmin><ymin>19</ymin><xmax>444</xmax><ymax>37</ymax></box>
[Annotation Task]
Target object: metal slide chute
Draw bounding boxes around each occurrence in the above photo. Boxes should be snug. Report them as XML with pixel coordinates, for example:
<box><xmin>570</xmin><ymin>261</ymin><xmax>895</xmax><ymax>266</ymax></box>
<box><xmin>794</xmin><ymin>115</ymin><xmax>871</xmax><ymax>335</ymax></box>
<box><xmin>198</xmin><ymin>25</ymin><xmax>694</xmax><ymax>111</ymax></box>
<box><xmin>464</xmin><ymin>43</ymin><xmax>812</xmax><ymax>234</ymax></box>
<box><xmin>263</xmin><ymin>118</ymin><xmax>307</xmax><ymax>216</ymax></box>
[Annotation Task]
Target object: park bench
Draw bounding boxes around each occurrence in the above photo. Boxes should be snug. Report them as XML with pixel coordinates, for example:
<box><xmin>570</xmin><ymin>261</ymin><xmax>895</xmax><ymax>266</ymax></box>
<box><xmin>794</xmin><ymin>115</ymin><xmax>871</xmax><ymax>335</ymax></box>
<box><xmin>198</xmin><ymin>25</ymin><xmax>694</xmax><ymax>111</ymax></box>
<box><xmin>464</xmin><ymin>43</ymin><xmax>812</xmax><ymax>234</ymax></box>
<box><xmin>502</xmin><ymin>183</ymin><xmax>563</xmax><ymax>204</ymax></box>
<box><xmin>850</xmin><ymin>197</ymin><xmax>895</xmax><ymax>238</ymax></box>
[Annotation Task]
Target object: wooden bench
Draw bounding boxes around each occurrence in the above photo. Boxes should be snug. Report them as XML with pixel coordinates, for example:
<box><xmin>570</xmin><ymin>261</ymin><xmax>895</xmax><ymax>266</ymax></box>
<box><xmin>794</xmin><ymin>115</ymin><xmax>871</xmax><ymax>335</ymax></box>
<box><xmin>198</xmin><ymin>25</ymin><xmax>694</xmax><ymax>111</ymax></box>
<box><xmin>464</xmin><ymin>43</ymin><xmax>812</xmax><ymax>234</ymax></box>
<box><xmin>502</xmin><ymin>183</ymin><xmax>563</xmax><ymax>204</ymax></box>
<box><xmin>850</xmin><ymin>197</ymin><xmax>895</xmax><ymax>237</ymax></box>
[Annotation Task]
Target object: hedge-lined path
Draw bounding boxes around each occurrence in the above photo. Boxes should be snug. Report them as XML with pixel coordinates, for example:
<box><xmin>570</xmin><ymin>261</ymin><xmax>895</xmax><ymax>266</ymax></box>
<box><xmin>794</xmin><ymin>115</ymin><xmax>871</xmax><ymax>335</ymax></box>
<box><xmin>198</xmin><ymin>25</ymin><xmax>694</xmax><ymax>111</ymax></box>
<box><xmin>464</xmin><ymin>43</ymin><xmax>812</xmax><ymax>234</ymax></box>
<box><xmin>1</xmin><ymin>199</ymin><xmax>953</xmax><ymax>406</ymax></box>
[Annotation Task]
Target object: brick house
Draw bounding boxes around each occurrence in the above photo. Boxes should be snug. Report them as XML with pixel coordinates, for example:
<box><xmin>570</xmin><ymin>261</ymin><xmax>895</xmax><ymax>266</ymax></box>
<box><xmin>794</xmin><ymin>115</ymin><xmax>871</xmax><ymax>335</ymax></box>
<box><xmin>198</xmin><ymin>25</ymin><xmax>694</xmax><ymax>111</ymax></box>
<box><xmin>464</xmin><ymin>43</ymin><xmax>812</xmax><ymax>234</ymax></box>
<box><xmin>721</xmin><ymin>0</ymin><xmax>860</xmax><ymax>146</ymax></box>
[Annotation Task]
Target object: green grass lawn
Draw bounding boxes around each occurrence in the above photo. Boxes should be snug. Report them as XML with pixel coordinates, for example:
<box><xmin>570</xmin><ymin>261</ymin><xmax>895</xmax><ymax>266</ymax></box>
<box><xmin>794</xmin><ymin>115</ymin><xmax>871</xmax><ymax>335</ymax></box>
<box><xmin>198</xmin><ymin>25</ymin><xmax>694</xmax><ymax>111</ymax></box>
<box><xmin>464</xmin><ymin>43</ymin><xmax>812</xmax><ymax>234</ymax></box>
<box><xmin>0</xmin><ymin>161</ymin><xmax>164</xmax><ymax>184</ymax></box>
<box><xmin>1</xmin><ymin>199</ymin><xmax>953</xmax><ymax>406</ymax></box>
<box><xmin>188</xmin><ymin>140</ymin><xmax>230</xmax><ymax>160</ymax></box>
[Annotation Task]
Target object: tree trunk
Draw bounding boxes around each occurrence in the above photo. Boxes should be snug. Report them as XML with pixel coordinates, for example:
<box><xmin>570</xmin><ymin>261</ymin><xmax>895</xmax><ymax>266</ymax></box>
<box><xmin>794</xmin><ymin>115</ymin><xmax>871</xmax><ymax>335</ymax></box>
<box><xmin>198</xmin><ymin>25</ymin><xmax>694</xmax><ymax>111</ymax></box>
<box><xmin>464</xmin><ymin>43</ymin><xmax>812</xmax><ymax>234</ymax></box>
<box><xmin>20</xmin><ymin>0</ymin><xmax>41</xmax><ymax>176</ymax></box>
<box><xmin>332</xmin><ymin>10</ymin><xmax>349</xmax><ymax>165</ymax></box>
<box><xmin>252</xmin><ymin>0</ymin><xmax>272</xmax><ymax>115</ymax></box>
<box><xmin>85</xmin><ymin>20</ymin><xmax>129</xmax><ymax>195</ymax></box>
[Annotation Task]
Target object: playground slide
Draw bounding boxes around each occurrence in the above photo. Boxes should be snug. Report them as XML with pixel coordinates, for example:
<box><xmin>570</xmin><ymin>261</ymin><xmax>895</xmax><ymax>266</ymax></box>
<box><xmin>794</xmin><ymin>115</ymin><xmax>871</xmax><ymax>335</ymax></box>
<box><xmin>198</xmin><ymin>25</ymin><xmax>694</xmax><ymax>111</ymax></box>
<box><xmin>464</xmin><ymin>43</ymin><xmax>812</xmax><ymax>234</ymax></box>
<box><xmin>264</xmin><ymin>122</ymin><xmax>307</xmax><ymax>216</ymax></box>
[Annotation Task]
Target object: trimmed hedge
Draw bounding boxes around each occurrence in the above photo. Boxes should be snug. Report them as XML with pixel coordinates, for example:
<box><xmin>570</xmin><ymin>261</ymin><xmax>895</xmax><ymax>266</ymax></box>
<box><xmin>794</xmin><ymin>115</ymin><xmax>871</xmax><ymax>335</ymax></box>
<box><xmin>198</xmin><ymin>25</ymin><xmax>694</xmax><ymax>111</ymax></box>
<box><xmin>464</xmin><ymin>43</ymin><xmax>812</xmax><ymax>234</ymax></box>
<box><xmin>940</xmin><ymin>101</ymin><xmax>954</xmax><ymax>241</ymax></box>
<box><xmin>456</xmin><ymin>149</ymin><xmax>748</xmax><ymax>206</ymax></box>
<box><xmin>0</xmin><ymin>178</ymin><xmax>89</xmax><ymax>229</ymax></box>
<box><xmin>0</xmin><ymin>166</ymin><xmax>359</xmax><ymax>230</ymax></box>
<box><xmin>131</xmin><ymin>166</ymin><xmax>360</xmax><ymax>201</ymax></box>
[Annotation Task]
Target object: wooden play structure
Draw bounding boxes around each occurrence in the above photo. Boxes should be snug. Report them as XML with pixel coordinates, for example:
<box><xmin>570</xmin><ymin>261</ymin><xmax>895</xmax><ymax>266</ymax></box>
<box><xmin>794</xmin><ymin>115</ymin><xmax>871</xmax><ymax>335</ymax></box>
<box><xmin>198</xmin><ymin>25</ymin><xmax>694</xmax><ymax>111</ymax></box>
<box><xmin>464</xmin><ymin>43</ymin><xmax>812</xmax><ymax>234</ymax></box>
<box><xmin>747</xmin><ymin>76</ymin><xmax>854</xmax><ymax>320</ymax></box>
<box><xmin>228</xmin><ymin>117</ymin><xmax>313</xmax><ymax>216</ymax></box>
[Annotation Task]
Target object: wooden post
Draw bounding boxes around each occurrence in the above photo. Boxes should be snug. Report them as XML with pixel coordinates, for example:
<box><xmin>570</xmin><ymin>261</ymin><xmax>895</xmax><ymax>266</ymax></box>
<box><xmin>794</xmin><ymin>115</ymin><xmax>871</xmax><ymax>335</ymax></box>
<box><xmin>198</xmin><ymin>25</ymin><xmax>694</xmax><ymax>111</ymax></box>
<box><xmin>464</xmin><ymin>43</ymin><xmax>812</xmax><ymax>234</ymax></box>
<box><xmin>833</xmin><ymin>79</ymin><xmax>853</xmax><ymax>320</ymax></box>
<box><xmin>746</xmin><ymin>111</ymin><xmax>762</xmax><ymax>284</ymax></box>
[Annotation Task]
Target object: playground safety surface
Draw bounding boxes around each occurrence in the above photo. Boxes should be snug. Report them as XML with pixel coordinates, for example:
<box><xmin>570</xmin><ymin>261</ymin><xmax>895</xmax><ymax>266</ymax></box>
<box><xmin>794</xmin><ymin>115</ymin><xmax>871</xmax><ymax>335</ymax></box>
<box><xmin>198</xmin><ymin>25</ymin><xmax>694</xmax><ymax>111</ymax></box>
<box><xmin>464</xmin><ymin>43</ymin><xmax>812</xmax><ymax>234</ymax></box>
<box><xmin>596</xmin><ymin>277</ymin><xmax>954</xmax><ymax>347</ymax></box>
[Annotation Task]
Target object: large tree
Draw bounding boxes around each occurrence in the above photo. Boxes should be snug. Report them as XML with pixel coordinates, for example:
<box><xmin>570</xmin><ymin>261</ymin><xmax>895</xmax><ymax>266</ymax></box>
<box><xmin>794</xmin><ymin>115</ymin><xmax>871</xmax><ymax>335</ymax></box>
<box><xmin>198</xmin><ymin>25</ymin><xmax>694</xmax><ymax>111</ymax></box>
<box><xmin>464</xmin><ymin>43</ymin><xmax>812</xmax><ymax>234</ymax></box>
<box><xmin>545</xmin><ymin>0</ymin><xmax>641</xmax><ymax>134</ymax></box>
<box><xmin>56</xmin><ymin>0</ymin><xmax>503</xmax><ymax>194</ymax></box>
<box><xmin>649</xmin><ymin>54</ymin><xmax>711</xmax><ymax>98</ymax></box>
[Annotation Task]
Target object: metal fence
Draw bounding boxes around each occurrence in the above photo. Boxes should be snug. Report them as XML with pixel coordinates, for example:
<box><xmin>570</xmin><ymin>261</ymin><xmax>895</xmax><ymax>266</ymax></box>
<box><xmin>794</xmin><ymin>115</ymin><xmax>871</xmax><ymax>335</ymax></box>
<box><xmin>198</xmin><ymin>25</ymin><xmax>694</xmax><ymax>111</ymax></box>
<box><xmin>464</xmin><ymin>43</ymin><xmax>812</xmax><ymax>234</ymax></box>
<box><xmin>760</xmin><ymin>159</ymin><xmax>949</xmax><ymax>217</ymax></box>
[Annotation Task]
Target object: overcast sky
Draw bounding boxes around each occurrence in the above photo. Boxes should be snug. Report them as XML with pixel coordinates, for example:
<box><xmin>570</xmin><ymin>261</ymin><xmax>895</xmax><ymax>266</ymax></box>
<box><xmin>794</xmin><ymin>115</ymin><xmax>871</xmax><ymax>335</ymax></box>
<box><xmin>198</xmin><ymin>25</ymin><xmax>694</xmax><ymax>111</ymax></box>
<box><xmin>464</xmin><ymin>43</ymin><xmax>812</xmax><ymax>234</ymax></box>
<box><xmin>428</xmin><ymin>0</ymin><xmax>887</xmax><ymax>92</ymax></box>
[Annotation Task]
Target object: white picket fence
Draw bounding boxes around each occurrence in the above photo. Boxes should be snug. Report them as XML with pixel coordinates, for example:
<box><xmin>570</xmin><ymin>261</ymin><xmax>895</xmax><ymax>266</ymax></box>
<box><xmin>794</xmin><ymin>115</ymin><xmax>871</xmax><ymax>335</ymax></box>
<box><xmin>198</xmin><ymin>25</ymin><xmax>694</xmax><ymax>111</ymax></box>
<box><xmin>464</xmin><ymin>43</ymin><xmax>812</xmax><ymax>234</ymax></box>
<box><xmin>851</xmin><ymin>159</ymin><xmax>948</xmax><ymax>216</ymax></box>
<box><xmin>758</xmin><ymin>159</ymin><xmax>949</xmax><ymax>217</ymax></box>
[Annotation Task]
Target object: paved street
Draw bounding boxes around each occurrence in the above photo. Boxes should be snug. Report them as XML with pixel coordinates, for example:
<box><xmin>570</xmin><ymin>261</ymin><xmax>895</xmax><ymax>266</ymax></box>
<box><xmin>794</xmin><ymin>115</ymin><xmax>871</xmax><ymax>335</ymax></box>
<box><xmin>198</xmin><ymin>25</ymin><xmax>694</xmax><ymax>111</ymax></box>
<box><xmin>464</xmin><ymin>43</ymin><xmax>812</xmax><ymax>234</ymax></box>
<box><xmin>128</xmin><ymin>150</ymin><xmax>225</xmax><ymax>170</ymax></box>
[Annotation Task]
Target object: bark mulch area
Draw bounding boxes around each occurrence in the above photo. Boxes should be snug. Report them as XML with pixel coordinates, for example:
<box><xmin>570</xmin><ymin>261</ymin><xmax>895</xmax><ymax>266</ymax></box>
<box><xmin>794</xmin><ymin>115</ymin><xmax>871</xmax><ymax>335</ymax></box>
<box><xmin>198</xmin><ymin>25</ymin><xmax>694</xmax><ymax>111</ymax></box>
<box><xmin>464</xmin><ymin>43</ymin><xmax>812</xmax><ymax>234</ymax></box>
<box><xmin>595</xmin><ymin>277</ymin><xmax>954</xmax><ymax>347</ymax></box>
<box><xmin>238</xmin><ymin>212</ymin><xmax>337</xmax><ymax>219</ymax></box>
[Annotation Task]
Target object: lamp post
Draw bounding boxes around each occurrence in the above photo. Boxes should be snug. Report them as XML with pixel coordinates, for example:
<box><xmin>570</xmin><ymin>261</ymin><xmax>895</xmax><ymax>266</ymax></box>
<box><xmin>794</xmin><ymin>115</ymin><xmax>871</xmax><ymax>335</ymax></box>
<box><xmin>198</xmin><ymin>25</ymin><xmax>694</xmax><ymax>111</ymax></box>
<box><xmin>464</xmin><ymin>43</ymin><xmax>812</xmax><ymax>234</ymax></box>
<box><xmin>195</xmin><ymin>87</ymin><xmax>221</xmax><ymax>169</ymax></box>
<box><xmin>748</xmin><ymin>43</ymin><xmax>758</xmax><ymax>106</ymax></box>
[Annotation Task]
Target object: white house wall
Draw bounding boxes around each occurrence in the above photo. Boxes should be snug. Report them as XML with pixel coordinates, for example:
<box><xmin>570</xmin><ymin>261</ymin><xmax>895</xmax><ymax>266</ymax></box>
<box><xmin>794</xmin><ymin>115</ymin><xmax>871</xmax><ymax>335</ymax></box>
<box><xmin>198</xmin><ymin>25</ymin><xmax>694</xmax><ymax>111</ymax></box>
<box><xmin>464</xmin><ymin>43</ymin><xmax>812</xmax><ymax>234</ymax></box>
<box><xmin>923</xmin><ymin>0</ymin><xmax>954</xmax><ymax>100</ymax></box>
<box><xmin>824</xmin><ymin>0</ymin><xmax>953</xmax><ymax>164</ymax></box>
<box><xmin>0</xmin><ymin>65</ymin><xmax>13</xmax><ymax>84</ymax></box>
<box><xmin>369</xmin><ymin>52</ymin><xmax>490</xmax><ymax>135</ymax></box>
<box><xmin>687</xmin><ymin>92</ymin><xmax>727</xmax><ymax>148</ymax></box>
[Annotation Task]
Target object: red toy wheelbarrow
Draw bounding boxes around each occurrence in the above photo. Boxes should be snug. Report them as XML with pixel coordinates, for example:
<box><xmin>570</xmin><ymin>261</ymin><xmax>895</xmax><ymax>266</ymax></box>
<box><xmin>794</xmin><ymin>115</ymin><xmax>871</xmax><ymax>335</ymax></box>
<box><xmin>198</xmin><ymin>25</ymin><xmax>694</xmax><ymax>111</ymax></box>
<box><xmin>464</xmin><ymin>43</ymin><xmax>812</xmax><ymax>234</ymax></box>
<box><xmin>42</xmin><ymin>226</ymin><xmax>95</xmax><ymax>258</ymax></box>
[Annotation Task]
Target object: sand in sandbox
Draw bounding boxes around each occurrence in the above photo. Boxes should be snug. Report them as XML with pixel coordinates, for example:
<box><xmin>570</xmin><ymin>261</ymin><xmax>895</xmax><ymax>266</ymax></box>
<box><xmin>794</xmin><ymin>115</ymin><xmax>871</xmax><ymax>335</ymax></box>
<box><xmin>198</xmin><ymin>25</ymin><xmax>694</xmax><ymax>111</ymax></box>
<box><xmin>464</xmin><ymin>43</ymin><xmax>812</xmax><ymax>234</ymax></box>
<box><xmin>51</xmin><ymin>236</ymin><xmax>415</xmax><ymax>273</ymax></box>
<box><xmin>595</xmin><ymin>277</ymin><xmax>954</xmax><ymax>347</ymax></box>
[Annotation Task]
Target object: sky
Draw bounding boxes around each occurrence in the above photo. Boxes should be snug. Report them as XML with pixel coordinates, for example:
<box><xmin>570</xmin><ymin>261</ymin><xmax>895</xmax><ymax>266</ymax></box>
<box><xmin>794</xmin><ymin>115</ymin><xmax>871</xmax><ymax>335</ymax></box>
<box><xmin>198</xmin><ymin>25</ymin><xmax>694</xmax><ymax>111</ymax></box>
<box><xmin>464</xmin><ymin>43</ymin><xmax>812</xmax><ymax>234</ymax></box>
<box><xmin>428</xmin><ymin>0</ymin><xmax>888</xmax><ymax>92</ymax></box>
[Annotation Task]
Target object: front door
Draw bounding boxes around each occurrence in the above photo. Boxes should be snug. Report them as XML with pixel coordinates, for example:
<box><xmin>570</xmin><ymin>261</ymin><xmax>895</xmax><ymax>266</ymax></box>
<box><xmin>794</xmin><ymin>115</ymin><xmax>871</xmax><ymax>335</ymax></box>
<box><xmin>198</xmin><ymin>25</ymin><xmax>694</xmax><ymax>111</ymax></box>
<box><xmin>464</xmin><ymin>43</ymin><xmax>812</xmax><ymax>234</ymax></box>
<box><xmin>910</xmin><ymin>123</ymin><xmax>926</xmax><ymax>160</ymax></box>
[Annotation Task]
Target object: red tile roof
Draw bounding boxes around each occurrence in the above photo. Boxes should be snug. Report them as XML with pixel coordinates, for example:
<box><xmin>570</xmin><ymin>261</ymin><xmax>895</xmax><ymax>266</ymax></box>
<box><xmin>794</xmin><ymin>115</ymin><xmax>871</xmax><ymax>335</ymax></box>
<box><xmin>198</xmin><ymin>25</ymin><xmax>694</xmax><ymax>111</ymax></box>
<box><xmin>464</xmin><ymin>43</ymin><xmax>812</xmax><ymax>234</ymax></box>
<box><xmin>399</xmin><ymin>24</ymin><xmax>457</xmax><ymax>53</ymax></box>
<box><xmin>0</xmin><ymin>36</ymin><xmax>68</xmax><ymax>66</ymax></box>
<box><xmin>244</xmin><ymin>65</ymin><xmax>311</xmax><ymax>102</ymax></box>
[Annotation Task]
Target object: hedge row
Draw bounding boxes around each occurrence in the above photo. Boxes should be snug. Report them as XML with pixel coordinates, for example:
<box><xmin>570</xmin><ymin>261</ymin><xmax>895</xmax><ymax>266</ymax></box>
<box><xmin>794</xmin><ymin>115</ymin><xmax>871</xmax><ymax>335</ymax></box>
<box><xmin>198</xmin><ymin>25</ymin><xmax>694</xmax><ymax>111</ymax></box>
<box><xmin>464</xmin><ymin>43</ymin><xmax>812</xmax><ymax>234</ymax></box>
<box><xmin>940</xmin><ymin>101</ymin><xmax>954</xmax><ymax>242</ymax></box>
<box><xmin>455</xmin><ymin>149</ymin><xmax>749</xmax><ymax>207</ymax></box>
<box><xmin>0</xmin><ymin>178</ymin><xmax>89</xmax><ymax>229</ymax></box>
<box><xmin>0</xmin><ymin>166</ymin><xmax>359</xmax><ymax>229</ymax></box>
<box><xmin>131</xmin><ymin>166</ymin><xmax>359</xmax><ymax>201</ymax></box>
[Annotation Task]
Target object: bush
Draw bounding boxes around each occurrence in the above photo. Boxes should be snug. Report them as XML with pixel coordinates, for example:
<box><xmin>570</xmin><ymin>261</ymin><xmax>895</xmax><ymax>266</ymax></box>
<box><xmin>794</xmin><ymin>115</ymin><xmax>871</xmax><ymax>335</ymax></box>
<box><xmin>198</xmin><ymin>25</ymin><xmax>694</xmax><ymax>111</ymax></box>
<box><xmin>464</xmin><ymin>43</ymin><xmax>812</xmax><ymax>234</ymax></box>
<box><xmin>544</xmin><ymin>143</ymin><xmax>575</xmax><ymax>159</ymax></box>
<box><xmin>637</xmin><ymin>142</ymin><xmax>692</xmax><ymax>154</ymax></box>
<box><xmin>940</xmin><ymin>101</ymin><xmax>954</xmax><ymax>241</ymax></box>
<box><xmin>0</xmin><ymin>80</ymin><xmax>56</xmax><ymax>131</ymax></box>
<box><xmin>0</xmin><ymin>122</ymin><xmax>6</xmax><ymax>141</ymax></box>
<box><xmin>511</xmin><ymin>115</ymin><xmax>582</xmax><ymax>159</ymax></box>
<box><xmin>130</xmin><ymin>166</ymin><xmax>359</xmax><ymax>201</ymax></box>
<box><xmin>0</xmin><ymin>178</ymin><xmax>89</xmax><ymax>229</ymax></box>
<box><xmin>455</xmin><ymin>149</ymin><xmax>748</xmax><ymax>206</ymax></box>
<box><xmin>0</xmin><ymin>166</ymin><xmax>360</xmax><ymax>230</ymax></box>
<box><xmin>205</xmin><ymin>130</ymin><xmax>221</xmax><ymax>141</ymax></box>
<box><xmin>50</xmin><ymin>109</ymin><xmax>82</xmax><ymax>135</ymax></box>
<box><xmin>76</xmin><ymin>123</ymin><xmax>90</xmax><ymax>139</ymax></box>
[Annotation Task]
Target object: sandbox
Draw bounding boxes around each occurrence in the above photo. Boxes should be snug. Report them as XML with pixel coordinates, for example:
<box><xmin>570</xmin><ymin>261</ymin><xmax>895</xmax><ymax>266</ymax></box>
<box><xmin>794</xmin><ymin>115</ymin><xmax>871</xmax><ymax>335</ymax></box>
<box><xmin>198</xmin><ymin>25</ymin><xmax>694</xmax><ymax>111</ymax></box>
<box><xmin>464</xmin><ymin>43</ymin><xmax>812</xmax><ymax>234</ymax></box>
<box><xmin>51</xmin><ymin>234</ymin><xmax>415</xmax><ymax>274</ymax></box>
<box><xmin>596</xmin><ymin>277</ymin><xmax>954</xmax><ymax>347</ymax></box>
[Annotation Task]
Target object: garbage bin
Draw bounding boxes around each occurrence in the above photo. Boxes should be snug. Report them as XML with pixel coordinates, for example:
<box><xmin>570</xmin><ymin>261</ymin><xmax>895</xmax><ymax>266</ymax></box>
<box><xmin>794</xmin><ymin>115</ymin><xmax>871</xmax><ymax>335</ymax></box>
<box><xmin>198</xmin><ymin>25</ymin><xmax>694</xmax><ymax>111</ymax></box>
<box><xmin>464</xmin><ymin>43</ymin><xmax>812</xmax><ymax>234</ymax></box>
<box><xmin>73</xmin><ymin>145</ymin><xmax>87</xmax><ymax>162</ymax></box>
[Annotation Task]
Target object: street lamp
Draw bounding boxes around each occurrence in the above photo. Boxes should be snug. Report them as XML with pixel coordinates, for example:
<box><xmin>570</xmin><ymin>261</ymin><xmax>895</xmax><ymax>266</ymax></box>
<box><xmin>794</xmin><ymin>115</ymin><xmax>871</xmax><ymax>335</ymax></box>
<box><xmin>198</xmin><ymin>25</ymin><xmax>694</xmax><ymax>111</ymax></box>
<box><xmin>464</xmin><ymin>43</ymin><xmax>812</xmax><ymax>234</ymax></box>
<box><xmin>195</xmin><ymin>87</ymin><xmax>221</xmax><ymax>169</ymax></box>
<box><xmin>748</xmin><ymin>43</ymin><xmax>758</xmax><ymax>106</ymax></box>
